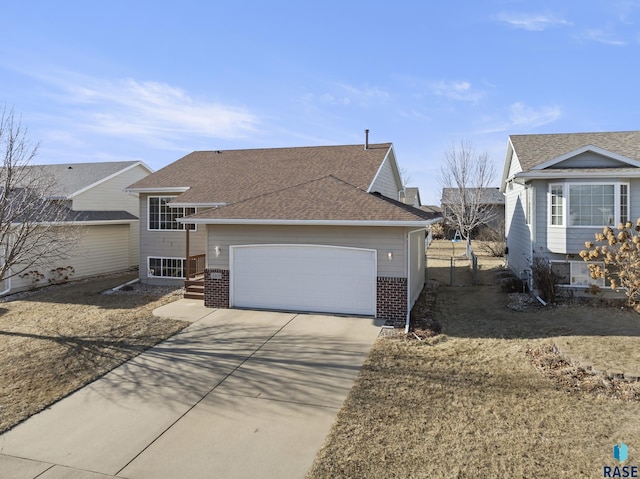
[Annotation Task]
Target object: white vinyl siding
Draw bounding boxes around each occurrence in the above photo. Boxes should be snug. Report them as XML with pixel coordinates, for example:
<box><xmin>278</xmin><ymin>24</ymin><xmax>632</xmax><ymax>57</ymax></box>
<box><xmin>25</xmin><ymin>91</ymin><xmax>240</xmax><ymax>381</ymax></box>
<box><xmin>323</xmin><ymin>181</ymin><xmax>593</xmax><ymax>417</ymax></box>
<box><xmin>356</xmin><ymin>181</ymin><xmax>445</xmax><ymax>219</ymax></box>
<box><xmin>71</xmin><ymin>163</ymin><xmax>149</xmax><ymax>268</ymax></box>
<box><xmin>6</xmin><ymin>224</ymin><xmax>131</xmax><ymax>294</ymax></box>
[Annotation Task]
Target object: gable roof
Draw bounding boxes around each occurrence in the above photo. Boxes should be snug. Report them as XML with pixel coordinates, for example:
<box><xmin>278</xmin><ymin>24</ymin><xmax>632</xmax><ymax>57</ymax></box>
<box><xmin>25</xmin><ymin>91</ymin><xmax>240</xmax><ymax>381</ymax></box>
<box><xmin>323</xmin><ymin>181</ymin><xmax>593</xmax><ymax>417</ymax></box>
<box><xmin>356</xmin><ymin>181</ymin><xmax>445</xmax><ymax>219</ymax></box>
<box><xmin>126</xmin><ymin>144</ymin><xmax>393</xmax><ymax>205</ymax></box>
<box><xmin>182</xmin><ymin>175</ymin><xmax>437</xmax><ymax>226</ymax></box>
<box><xmin>23</xmin><ymin>161</ymin><xmax>149</xmax><ymax>198</ymax></box>
<box><xmin>509</xmin><ymin>131</ymin><xmax>640</xmax><ymax>172</ymax></box>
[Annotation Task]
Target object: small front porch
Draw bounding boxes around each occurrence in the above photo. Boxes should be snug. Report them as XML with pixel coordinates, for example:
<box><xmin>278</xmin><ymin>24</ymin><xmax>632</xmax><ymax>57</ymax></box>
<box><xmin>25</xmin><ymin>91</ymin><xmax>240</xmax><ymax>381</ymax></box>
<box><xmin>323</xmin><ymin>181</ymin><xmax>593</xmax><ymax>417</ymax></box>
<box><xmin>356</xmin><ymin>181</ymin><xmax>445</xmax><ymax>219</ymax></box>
<box><xmin>184</xmin><ymin>253</ymin><xmax>206</xmax><ymax>300</ymax></box>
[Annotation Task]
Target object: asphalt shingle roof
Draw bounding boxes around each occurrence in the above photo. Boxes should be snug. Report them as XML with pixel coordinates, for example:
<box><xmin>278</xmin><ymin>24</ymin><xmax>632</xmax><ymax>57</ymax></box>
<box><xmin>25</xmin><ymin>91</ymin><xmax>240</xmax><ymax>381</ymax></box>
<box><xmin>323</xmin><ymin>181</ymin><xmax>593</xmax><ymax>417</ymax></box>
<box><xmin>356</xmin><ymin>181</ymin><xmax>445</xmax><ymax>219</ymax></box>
<box><xmin>510</xmin><ymin>131</ymin><xmax>640</xmax><ymax>172</ymax></box>
<box><xmin>127</xmin><ymin>144</ymin><xmax>393</xmax><ymax>205</ymax></box>
<box><xmin>23</xmin><ymin>161</ymin><xmax>140</xmax><ymax>198</ymax></box>
<box><xmin>186</xmin><ymin>175</ymin><xmax>433</xmax><ymax>223</ymax></box>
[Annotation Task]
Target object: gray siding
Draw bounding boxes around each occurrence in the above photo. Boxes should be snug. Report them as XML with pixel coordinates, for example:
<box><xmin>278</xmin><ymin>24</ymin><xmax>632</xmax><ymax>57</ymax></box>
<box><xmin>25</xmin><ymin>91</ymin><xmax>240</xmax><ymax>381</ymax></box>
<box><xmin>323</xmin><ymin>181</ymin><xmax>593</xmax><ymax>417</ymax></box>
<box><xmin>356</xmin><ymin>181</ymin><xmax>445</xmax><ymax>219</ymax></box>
<box><xmin>550</xmin><ymin>151</ymin><xmax>630</xmax><ymax>168</ymax></box>
<box><xmin>138</xmin><ymin>193</ymin><xmax>206</xmax><ymax>283</ymax></box>
<box><xmin>505</xmin><ymin>181</ymin><xmax>532</xmax><ymax>278</ymax></box>
<box><xmin>206</xmin><ymin>224</ymin><xmax>408</xmax><ymax>278</ymax></box>
<box><xmin>542</xmin><ymin>177</ymin><xmax>640</xmax><ymax>254</ymax></box>
<box><xmin>369</xmin><ymin>153</ymin><xmax>401</xmax><ymax>200</ymax></box>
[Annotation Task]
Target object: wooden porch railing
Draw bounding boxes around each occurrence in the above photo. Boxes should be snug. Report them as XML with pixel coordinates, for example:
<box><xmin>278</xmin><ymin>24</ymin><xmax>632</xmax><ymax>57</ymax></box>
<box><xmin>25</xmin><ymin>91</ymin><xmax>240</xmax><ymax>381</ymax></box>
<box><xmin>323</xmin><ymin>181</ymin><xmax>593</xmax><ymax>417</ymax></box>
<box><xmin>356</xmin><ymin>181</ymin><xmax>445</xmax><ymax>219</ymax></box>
<box><xmin>186</xmin><ymin>254</ymin><xmax>206</xmax><ymax>280</ymax></box>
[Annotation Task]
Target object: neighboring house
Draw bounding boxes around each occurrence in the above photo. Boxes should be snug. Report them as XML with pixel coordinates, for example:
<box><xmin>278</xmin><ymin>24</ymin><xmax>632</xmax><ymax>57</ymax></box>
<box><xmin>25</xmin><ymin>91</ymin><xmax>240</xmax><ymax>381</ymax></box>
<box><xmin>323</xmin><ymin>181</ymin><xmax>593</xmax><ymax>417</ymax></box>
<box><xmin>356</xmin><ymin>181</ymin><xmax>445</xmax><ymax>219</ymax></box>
<box><xmin>500</xmin><ymin>130</ymin><xmax>640</xmax><ymax>290</ymax></box>
<box><xmin>401</xmin><ymin>187</ymin><xmax>422</xmax><ymax>207</ymax></box>
<box><xmin>440</xmin><ymin>187</ymin><xmax>505</xmax><ymax>234</ymax></box>
<box><xmin>126</xmin><ymin>143</ymin><xmax>439</xmax><ymax>327</ymax></box>
<box><xmin>1</xmin><ymin>161</ymin><xmax>152</xmax><ymax>294</ymax></box>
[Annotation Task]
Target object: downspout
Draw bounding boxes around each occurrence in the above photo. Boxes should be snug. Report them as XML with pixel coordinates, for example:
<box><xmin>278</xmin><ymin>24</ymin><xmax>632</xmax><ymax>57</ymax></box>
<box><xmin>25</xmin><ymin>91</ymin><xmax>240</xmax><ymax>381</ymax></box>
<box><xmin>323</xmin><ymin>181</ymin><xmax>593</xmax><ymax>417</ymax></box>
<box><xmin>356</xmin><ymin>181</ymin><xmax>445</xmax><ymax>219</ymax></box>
<box><xmin>405</xmin><ymin>228</ymin><xmax>425</xmax><ymax>334</ymax></box>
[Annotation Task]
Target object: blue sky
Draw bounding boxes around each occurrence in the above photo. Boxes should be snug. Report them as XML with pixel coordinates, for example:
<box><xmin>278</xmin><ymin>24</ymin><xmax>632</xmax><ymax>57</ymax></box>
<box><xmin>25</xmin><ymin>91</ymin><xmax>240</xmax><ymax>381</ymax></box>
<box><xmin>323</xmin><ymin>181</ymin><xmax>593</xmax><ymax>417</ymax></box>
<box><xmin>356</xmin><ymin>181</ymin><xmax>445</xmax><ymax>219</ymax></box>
<box><xmin>1</xmin><ymin>1</ymin><xmax>639</xmax><ymax>204</ymax></box>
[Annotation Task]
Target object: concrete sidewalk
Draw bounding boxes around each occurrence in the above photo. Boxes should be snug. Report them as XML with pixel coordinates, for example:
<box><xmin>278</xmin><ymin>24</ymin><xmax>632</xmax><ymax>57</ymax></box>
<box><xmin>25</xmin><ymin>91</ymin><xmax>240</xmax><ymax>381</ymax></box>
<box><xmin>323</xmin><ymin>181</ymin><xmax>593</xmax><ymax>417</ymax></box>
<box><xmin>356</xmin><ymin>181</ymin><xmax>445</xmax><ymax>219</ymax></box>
<box><xmin>0</xmin><ymin>302</ymin><xmax>382</xmax><ymax>478</ymax></box>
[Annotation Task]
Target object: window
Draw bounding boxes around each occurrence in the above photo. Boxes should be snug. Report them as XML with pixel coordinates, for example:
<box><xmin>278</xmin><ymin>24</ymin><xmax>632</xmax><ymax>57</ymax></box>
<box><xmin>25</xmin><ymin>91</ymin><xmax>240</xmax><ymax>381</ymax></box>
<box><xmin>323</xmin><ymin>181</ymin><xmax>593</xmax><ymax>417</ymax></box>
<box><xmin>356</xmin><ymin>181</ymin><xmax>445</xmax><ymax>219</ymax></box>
<box><xmin>569</xmin><ymin>184</ymin><xmax>614</xmax><ymax>226</ymax></box>
<box><xmin>620</xmin><ymin>184</ymin><xmax>628</xmax><ymax>225</ymax></box>
<box><xmin>549</xmin><ymin>182</ymin><xmax>629</xmax><ymax>227</ymax></box>
<box><xmin>148</xmin><ymin>257</ymin><xmax>186</xmax><ymax>278</ymax></box>
<box><xmin>550</xmin><ymin>185</ymin><xmax>563</xmax><ymax>226</ymax></box>
<box><xmin>551</xmin><ymin>261</ymin><xmax>605</xmax><ymax>287</ymax></box>
<box><xmin>148</xmin><ymin>197</ymin><xmax>196</xmax><ymax>231</ymax></box>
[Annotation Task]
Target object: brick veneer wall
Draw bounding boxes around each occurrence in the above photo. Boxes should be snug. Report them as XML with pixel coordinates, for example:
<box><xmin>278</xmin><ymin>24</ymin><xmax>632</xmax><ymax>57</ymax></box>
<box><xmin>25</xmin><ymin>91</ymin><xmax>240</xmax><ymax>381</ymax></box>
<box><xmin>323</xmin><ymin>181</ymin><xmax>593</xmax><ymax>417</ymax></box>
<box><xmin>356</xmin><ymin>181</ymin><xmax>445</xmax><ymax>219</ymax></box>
<box><xmin>203</xmin><ymin>269</ymin><xmax>407</xmax><ymax>327</ymax></box>
<box><xmin>377</xmin><ymin>276</ymin><xmax>407</xmax><ymax>327</ymax></box>
<box><xmin>204</xmin><ymin>268</ymin><xmax>229</xmax><ymax>308</ymax></box>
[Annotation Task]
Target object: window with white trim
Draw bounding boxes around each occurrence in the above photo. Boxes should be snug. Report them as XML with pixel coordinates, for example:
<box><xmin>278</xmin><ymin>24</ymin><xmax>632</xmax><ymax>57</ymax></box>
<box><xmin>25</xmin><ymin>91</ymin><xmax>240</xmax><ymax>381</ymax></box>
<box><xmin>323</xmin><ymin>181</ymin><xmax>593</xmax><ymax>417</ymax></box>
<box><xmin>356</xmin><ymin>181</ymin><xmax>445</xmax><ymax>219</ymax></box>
<box><xmin>551</xmin><ymin>261</ymin><xmax>605</xmax><ymax>287</ymax></box>
<box><xmin>549</xmin><ymin>182</ymin><xmax>629</xmax><ymax>227</ymax></box>
<box><xmin>148</xmin><ymin>197</ymin><xmax>196</xmax><ymax>231</ymax></box>
<box><xmin>148</xmin><ymin>257</ymin><xmax>186</xmax><ymax>278</ymax></box>
<box><xmin>550</xmin><ymin>184</ymin><xmax>563</xmax><ymax>226</ymax></box>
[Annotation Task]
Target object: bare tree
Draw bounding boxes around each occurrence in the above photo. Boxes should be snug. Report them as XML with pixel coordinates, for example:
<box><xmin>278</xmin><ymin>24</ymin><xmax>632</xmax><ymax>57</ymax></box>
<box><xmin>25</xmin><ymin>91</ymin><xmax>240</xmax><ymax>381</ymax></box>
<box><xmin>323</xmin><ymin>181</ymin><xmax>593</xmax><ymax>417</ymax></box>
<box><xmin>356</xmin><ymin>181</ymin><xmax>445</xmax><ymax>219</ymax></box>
<box><xmin>439</xmin><ymin>140</ymin><xmax>498</xmax><ymax>241</ymax></box>
<box><xmin>0</xmin><ymin>106</ymin><xmax>78</xmax><ymax>284</ymax></box>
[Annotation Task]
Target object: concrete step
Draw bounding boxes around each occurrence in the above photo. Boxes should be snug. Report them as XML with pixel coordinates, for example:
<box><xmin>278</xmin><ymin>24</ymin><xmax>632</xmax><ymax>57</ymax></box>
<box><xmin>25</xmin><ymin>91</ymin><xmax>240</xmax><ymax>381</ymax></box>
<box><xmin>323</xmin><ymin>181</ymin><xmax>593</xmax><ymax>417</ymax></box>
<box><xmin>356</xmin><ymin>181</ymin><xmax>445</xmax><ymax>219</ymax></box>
<box><xmin>184</xmin><ymin>291</ymin><xmax>204</xmax><ymax>300</ymax></box>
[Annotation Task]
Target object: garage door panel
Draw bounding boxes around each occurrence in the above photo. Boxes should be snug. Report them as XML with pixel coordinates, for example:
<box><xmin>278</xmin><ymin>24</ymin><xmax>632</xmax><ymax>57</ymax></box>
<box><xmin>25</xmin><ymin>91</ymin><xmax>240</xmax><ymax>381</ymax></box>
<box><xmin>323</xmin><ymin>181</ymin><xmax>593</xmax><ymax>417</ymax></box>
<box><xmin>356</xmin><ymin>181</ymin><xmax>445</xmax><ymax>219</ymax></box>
<box><xmin>231</xmin><ymin>245</ymin><xmax>376</xmax><ymax>316</ymax></box>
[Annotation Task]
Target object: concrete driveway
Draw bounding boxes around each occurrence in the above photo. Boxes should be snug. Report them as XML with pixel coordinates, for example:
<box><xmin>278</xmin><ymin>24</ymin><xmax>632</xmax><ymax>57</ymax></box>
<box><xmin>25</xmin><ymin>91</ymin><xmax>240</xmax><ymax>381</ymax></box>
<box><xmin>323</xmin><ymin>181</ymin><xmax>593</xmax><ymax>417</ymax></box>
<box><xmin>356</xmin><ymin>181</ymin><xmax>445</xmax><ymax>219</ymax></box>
<box><xmin>0</xmin><ymin>305</ymin><xmax>383</xmax><ymax>479</ymax></box>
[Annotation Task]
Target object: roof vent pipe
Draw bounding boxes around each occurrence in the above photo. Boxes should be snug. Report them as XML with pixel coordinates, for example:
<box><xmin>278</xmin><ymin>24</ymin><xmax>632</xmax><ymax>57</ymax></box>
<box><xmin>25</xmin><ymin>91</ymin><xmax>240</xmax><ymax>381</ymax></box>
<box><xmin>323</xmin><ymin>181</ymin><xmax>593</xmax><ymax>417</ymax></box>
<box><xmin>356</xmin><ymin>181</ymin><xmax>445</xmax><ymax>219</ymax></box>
<box><xmin>364</xmin><ymin>129</ymin><xmax>369</xmax><ymax>150</ymax></box>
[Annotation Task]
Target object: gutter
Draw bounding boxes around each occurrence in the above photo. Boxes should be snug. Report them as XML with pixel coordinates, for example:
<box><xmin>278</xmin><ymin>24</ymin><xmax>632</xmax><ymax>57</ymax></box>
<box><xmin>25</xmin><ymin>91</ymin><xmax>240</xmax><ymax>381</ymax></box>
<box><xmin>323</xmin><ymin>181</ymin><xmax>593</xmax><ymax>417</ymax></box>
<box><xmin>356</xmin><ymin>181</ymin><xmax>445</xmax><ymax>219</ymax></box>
<box><xmin>405</xmin><ymin>228</ymin><xmax>425</xmax><ymax>334</ymax></box>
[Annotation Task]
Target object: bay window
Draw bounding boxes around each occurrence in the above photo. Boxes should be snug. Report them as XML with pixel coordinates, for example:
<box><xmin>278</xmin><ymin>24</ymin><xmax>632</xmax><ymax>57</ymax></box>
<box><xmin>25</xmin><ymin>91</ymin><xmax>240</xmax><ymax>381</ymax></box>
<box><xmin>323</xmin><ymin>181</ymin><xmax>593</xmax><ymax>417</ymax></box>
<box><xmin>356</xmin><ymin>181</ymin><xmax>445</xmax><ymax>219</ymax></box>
<box><xmin>549</xmin><ymin>182</ymin><xmax>629</xmax><ymax>227</ymax></box>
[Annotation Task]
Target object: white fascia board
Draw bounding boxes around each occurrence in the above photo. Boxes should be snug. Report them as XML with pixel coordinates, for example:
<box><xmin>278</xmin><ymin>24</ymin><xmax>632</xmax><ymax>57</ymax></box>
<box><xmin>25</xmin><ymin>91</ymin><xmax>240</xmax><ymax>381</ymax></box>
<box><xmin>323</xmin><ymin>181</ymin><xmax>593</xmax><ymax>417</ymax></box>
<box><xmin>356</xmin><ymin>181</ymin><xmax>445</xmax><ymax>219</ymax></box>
<box><xmin>14</xmin><ymin>219</ymin><xmax>138</xmax><ymax>226</ymax></box>
<box><xmin>515</xmin><ymin>170</ymin><xmax>640</xmax><ymax>180</ymax></box>
<box><xmin>168</xmin><ymin>202</ymin><xmax>227</xmax><ymax>208</ymax></box>
<box><xmin>123</xmin><ymin>187</ymin><xmax>190</xmax><ymax>193</ymax></box>
<box><xmin>499</xmin><ymin>138</ymin><xmax>516</xmax><ymax>193</ymax></box>
<box><xmin>531</xmin><ymin>145</ymin><xmax>640</xmax><ymax>170</ymax></box>
<box><xmin>177</xmin><ymin>218</ymin><xmax>438</xmax><ymax>227</ymax></box>
<box><xmin>68</xmin><ymin>162</ymin><xmax>154</xmax><ymax>199</ymax></box>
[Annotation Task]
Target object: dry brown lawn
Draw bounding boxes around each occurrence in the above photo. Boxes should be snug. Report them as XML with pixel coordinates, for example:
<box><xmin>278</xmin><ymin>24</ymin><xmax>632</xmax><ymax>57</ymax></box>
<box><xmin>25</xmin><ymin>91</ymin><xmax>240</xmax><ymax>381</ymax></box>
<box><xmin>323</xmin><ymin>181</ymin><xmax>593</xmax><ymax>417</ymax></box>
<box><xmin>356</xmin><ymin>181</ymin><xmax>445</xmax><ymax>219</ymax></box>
<box><xmin>0</xmin><ymin>272</ymin><xmax>188</xmax><ymax>433</ymax></box>
<box><xmin>307</xmin><ymin>242</ymin><xmax>640</xmax><ymax>478</ymax></box>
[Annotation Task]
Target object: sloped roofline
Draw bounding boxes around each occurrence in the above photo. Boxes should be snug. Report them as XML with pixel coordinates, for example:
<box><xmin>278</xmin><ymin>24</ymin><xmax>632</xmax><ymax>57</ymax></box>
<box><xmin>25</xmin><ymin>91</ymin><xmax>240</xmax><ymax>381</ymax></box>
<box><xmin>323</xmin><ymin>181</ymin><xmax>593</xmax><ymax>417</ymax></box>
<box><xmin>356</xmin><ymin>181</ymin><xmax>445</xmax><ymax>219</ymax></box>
<box><xmin>499</xmin><ymin>138</ymin><xmax>516</xmax><ymax>193</ymax></box>
<box><xmin>68</xmin><ymin>161</ymin><xmax>154</xmax><ymax>199</ymax></box>
<box><xmin>530</xmin><ymin>145</ymin><xmax>640</xmax><ymax>170</ymax></box>
<box><xmin>366</xmin><ymin>144</ymin><xmax>402</xmax><ymax>194</ymax></box>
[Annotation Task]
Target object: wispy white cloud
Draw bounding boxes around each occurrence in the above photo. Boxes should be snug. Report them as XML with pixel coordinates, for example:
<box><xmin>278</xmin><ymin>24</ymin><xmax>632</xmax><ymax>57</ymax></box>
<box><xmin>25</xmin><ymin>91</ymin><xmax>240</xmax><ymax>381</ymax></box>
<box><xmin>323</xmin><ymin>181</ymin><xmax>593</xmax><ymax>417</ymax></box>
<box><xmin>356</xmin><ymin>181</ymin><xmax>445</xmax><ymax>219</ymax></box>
<box><xmin>300</xmin><ymin>82</ymin><xmax>389</xmax><ymax>108</ymax></box>
<box><xmin>429</xmin><ymin>80</ymin><xmax>485</xmax><ymax>103</ymax></box>
<box><xmin>474</xmin><ymin>102</ymin><xmax>561</xmax><ymax>134</ymax></box>
<box><xmin>509</xmin><ymin>102</ymin><xmax>561</xmax><ymax>128</ymax></box>
<box><xmin>583</xmin><ymin>28</ymin><xmax>627</xmax><ymax>46</ymax></box>
<box><xmin>63</xmin><ymin>77</ymin><xmax>259</xmax><ymax>144</ymax></box>
<box><xmin>12</xmin><ymin>68</ymin><xmax>260</xmax><ymax>151</ymax></box>
<box><xmin>494</xmin><ymin>12</ymin><xmax>571</xmax><ymax>31</ymax></box>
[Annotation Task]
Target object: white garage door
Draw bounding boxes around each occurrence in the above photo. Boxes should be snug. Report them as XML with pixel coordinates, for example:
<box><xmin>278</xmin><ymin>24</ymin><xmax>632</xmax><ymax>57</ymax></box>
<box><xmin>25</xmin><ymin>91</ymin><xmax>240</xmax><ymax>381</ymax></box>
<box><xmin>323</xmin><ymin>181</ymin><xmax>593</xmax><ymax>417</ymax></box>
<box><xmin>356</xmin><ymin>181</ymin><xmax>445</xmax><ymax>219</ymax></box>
<box><xmin>230</xmin><ymin>244</ymin><xmax>377</xmax><ymax>316</ymax></box>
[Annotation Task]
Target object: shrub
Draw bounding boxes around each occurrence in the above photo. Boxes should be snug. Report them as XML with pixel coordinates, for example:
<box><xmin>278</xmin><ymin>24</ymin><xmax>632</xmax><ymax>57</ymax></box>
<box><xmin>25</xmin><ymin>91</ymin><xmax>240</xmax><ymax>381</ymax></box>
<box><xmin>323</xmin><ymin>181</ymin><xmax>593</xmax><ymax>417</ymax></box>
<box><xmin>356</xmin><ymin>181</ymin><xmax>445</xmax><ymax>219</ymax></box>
<box><xmin>18</xmin><ymin>270</ymin><xmax>45</xmax><ymax>290</ymax></box>
<box><xmin>48</xmin><ymin>266</ymin><xmax>75</xmax><ymax>285</ymax></box>
<box><xmin>580</xmin><ymin>221</ymin><xmax>640</xmax><ymax>306</ymax></box>
<box><xmin>531</xmin><ymin>255</ymin><xmax>562</xmax><ymax>303</ymax></box>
